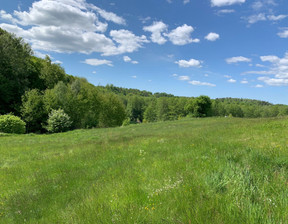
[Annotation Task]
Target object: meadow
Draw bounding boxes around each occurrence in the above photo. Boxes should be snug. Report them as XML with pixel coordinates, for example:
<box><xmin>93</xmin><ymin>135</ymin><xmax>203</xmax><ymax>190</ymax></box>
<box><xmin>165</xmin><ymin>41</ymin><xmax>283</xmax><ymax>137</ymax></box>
<box><xmin>1</xmin><ymin>117</ymin><xmax>288</xmax><ymax>223</ymax></box>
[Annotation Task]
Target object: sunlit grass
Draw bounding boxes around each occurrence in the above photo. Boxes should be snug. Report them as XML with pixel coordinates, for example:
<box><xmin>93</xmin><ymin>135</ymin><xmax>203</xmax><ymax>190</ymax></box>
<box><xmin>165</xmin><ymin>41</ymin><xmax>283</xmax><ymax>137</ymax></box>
<box><xmin>1</xmin><ymin>117</ymin><xmax>288</xmax><ymax>223</ymax></box>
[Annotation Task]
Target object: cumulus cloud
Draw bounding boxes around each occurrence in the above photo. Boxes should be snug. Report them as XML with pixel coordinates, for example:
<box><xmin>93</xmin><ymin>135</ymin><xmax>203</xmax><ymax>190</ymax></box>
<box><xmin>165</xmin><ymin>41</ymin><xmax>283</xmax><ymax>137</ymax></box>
<box><xmin>267</xmin><ymin>15</ymin><xmax>288</xmax><ymax>21</ymax></box>
<box><xmin>123</xmin><ymin>55</ymin><xmax>138</xmax><ymax>64</ymax></box>
<box><xmin>256</xmin><ymin>63</ymin><xmax>266</xmax><ymax>67</ymax></box>
<box><xmin>278</xmin><ymin>28</ymin><xmax>288</xmax><ymax>38</ymax></box>
<box><xmin>244</xmin><ymin>13</ymin><xmax>287</xmax><ymax>24</ymax></box>
<box><xmin>90</xmin><ymin>5</ymin><xmax>126</xmax><ymax>25</ymax></box>
<box><xmin>165</xmin><ymin>24</ymin><xmax>199</xmax><ymax>45</ymax></box>
<box><xmin>252</xmin><ymin>0</ymin><xmax>276</xmax><ymax>11</ymax></box>
<box><xmin>143</xmin><ymin>22</ymin><xmax>199</xmax><ymax>46</ymax></box>
<box><xmin>175</xmin><ymin>58</ymin><xmax>202</xmax><ymax>68</ymax></box>
<box><xmin>0</xmin><ymin>0</ymin><xmax>148</xmax><ymax>56</ymax></box>
<box><xmin>226</xmin><ymin>56</ymin><xmax>251</xmax><ymax>64</ymax></box>
<box><xmin>227</xmin><ymin>78</ymin><xmax>237</xmax><ymax>83</ymax></box>
<box><xmin>83</xmin><ymin>59</ymin><xmax>113</xmax><ymax>66</ymax></box>
<box><xmin>258</xmin><ymin>77</ymin><xmax>288</xmax><ymax>86</ymax></box>
<box><xmin>123</xmin><ymin>56</ymin><xmax>132</xmax><ymax>62</ymax></box>
<box><xmin>241</xmin><ymin>80</ymin><xmax>249</xmax><ymax>84</ymax></box>
<box><xmin>188</xmin><ymin>80</ymin><xmax>216</xmax><ymax>87</ymax></box>
<box><xmin>218</xmin><ymin>9</ymin><xmax>235</xmax><ymax>14</ymax></box>
<box><xmin>260</xmin><ymin>55</ymin><xmax>279</xmax><ymax>63</ymax></box>
<box><xmin>245</xmin><ymin>13</ymin><xmax>267</xmax><ymax>24</ymax></box>
<box><xmin>143</xmin><ymin>21</ymin><xmax>168</xmax><ymax>45</ymax></box>
<box><xmin>105</xmin><ymin>29</ymin><xmax>149</xmax><ymax>56</ymax></box>
<box><xmin>205</xmin><ymin>32</ymin><xmax>220</xmax><ymax>41</ymax></box>
<box><xmin>178</xmin><ymin>76</ymin><xmax>190</xmax><ymax>81</ymax></box>
<box><xmin>211</xmin><ymin>0</ymin><xmax>246</xmax><ymax>7</ymax></box>
<box><xmin>245</xmin><ymin>52</ymin><xmax>288</xmax><ymax>86</ymax></box>
<box><xmin>8</xmin><ymin>0</ymin><xmax>108</xmax><ymax>32</ymax></box>
<box><xmin>255</xmin><ymin>84</ymin><xmax>264</xmax><ymax>88</ymax></box>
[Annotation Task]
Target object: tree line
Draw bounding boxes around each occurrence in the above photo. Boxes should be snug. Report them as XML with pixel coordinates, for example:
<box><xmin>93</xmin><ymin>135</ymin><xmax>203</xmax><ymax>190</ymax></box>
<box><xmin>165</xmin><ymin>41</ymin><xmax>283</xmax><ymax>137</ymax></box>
<box><xmin>1</xmin><ymin>28</ymin><xmax>288</xmax><ymax>133</ymax></box>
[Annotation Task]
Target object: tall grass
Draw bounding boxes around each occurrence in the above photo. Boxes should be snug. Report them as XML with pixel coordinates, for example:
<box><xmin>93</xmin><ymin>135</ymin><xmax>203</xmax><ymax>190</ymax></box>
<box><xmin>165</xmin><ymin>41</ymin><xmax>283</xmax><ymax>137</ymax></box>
<box><xmin>1</xmin><ymin>117</ymin><xmax>288</xmax><ymax>223</ymax></box>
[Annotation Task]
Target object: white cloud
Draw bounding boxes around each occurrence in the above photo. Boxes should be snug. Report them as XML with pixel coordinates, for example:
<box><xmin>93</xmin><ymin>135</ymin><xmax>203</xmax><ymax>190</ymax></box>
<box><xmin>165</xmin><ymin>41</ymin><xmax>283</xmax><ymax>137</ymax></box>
<box><xmin>188</xmin><ymin>80</ymin><xmax>216</xmax><ymax>87</ymax></box>
<box><xmin>260</xmin><ymin>55</ymin><xmax>279</xmax><ymax>63</ymax></box>
<box><xmin>224</xmin><ymin>75</ymin><xmax>232</xmax><ymax>78</ymax></box>
<box><xmin>241</xmin><ymin>80</ymin><xmax>248</xmax><ymax>84</ymax></box>
<box><xmin>34</xmin><ymin>51</ymin><xmax>49</xmax><ymax>59</ymax></box>
<box><xmin>252</xmin><ymin>0</ymin><xmax>276</xmax><ymax>11</ymax></box>
<box><xmin>172</xmin><ymin>73</ymin><xmax>178</xmax><ymax>77</ymax></box>
<box><xmin>139</xmin><ymin>16</ymin><xmax>151</xmax><ymax>24</ymax></box>
<box><xmin>165</xmin><ymin>24</ymin><xmax>198</xmax><ymax>45</ymax></box>
<box><xmin>0</xmin><ymin>10</ymin><xmax>18</xmax><ymax>24</ymax></box>
<box><xmin>228</xmin><ymin>78</ymin><xmax>237</xmax><ymax>83</ymax></box>
<box><xmin>244</xmin><ymin>70</ymin><xmax>274</xmax><ymax>75</ymax></box>
<box><xmin>211</xmin><ymin>0</ymin><xmax>246</xmax><ymax>7</ymax></box>
<box><xmin>178</xmin><ymin>76</ymin><xmax>190</xmax><ymax>81</ymax></box>
<box><xmin>175</xmin><ymin>58</ymin><xmax>202</xmax><ymax>68</ymax></box>
<box><xmin>205</xmin><ymin>32</ymin><xmax>220</xmax><ymax>41</ymax></box>
<box><xmin>267</xmin><ymin>15</ymin><xmax>288</xmax><ymax>21</ymax></box>
<box><xmin>123</xmin><ymin>56</ymin><xmax>138</xmax><ymax>64</ymax></box>
<box><xmin>11</xmin><ymin>0</ymin><xmax>108</xmax><ymax>32</ymax></box>
<box><xmin>106</xmin><ymin>29</ymin><xmax>149</xmax><ymax>56</ymax></box>
<box><xmin>245</xmin><ymin>52</ymin><xmax>288</xmax><ymax>86</ymax></box>
<box><xmin>258</xmin><ymin>77</ymin><xmax>288</xmax><ymax>86</ymax></box>
<box><xmin>226</xmin><ymin>56</ymin><xmax>251</xmax><ymax>64</ymax></box>
<box><xmin>143</xmin><ymin>21</ymin><xmax>168</xmax><ymax>45</ymax></box>
<box><xmin>131</xmin><ymin>75</ymin><xmax>137</xmax><ymax>79</ymax></box>
<box><xmin>90</xmin><ymin>5</ymin><xmax>126</xmax><ymax>25</ymax></box>
<box><xmin>255</xmin><ymin>84</ymin><xmax>264</xmax><ymax>88</ymax></box>
<box><xmin>252</xmin><ymin>1</ymin><xmax>264</xmax><ymax>10</ymax></box>
<box><xmin>217</xmin><ymin>9</ymin><xmax>235</xmax><ymax>14</ymax></box>
<box><xmin>92</xmin><ymin>71</ymin><xmax>97</xmax><ymax>74</ymax></box>
<box><xmin>256</xmin><ymin>63</ymin><xmax>266</xmax><ymax>67</ymax></box>
<box><xmin>0</xmin><ymin>23</ymin><xmax>117</xmax><ymax>54</ymax></box>
<box><xmin>0</xmin><ymin>0</ymin><xmax>147</xmax><ymax>56</ymax></box>
<box><xmin>52</xmin><ymin>60</ymin><xmax>63</xmax><ymax>64</ymax></box>
<box><xmin>245</xmin><ymin>13</ymin><xmax>266</xmax><ymax>24</ymax></box>
<box><xmin>278</xmin><ymin>29</ymin><xmax>288</xmax><ymax>38</ymax></box>
<box><xmin>244</xmin><ymin>13</ymin><xmax>287</xmax><ymax>25</ymax></box>
<box><xmin>83</xmin><ymin>59</ymin><xmax>113</xmax><ymax>66</ymax></box>
<box><xmin>123</xmin><ymin>56</ymin><xmax>132</xmax><ymax>62</ymax></box>
<box><xmin>183</xmin><ymin>0</ymin><xmax>190</xmax><ymax>4</ymax></box>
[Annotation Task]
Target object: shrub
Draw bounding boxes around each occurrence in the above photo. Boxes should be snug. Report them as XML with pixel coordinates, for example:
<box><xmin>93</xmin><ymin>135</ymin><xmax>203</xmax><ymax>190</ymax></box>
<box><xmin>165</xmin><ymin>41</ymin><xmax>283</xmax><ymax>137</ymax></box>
<box><xmin>0</xmin><ymin>114</ymin><xmax>26</xmax><ymax>134</ymax></box>
<box><xmin>122</xmin><ymin>118</ymin><xmax>131</xmax><ymax>126</ymax></box>
<box><xmin>46</xmin><ymin>109</ymin><xmax>72</xmax><ymax>133</ymax></box>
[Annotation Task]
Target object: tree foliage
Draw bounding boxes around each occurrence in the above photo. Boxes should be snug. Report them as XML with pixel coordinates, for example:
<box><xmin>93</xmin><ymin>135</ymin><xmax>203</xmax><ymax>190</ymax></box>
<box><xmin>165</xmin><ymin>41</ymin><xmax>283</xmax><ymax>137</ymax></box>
<box><xmin>21</xmin><ymin>89</ymin><xmax>47</xmax><ymax>133</ymax></box>
<box><xmin>185</xmin><ymin>95</ymin><xmax>212</xmax><ymax>117</ymax></box>
<box><xmin>0</xmin><ymin>28</ymin><xmax>33</xmax><ymax>114</ymax></box>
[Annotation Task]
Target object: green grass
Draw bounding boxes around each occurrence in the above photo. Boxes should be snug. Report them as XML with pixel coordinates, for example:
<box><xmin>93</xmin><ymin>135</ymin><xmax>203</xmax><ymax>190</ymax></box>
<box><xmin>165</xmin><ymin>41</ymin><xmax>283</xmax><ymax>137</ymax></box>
<box><xmin>1</xmin><ymin>117</ymin><xmax>288</xmax><ymax>223</ymax></box>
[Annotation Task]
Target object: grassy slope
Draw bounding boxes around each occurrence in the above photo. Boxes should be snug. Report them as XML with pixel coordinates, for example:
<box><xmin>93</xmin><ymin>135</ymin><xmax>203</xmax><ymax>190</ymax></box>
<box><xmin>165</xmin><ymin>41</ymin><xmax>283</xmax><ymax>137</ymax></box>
<box><xmin>1</xmin><ymin>117</ymin><xmax>288</xmax><ymax>223</ymax></box>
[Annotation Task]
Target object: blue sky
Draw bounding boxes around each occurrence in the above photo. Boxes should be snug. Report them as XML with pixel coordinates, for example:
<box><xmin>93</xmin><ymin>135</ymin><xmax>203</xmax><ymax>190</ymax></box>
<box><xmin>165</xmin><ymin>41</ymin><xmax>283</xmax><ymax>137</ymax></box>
<box><xmin>1</xmin><ymin>0</ymin><xmax>288</xmax><ymax>104</ymax></box>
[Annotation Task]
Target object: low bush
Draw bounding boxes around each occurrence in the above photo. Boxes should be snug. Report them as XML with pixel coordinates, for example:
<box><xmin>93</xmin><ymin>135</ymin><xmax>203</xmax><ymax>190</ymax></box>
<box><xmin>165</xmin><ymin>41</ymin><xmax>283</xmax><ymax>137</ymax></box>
<box><xmin>0</xmin><ymin>114</ymin><xmax>26</xmax><ymax>134</ymax></box>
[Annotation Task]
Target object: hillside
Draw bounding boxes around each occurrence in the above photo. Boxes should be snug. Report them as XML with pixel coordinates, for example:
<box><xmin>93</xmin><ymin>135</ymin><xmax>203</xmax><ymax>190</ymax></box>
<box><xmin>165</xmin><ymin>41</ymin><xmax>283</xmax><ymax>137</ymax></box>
<box><xmin>1</xmin><ymin>117</ymin><xmax>288</xmax><ymax>223</ymax></box>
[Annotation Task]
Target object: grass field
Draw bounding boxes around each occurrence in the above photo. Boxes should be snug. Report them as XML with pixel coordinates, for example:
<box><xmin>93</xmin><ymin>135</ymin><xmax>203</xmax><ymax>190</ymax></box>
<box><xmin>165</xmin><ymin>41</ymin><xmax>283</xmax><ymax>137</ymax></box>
<box><xmin>1</xmin><ymin>117</ymin><xmax>288</xmax><ymax>223</ymax></box>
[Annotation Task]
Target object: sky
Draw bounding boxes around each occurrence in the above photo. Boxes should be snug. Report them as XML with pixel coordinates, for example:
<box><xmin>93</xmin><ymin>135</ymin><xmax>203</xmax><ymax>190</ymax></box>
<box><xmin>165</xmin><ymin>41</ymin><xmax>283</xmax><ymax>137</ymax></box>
<box><xmin>1</xmin><ymin>0</ymin><xmax>288</xmax><ymax>104</ymax></box>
